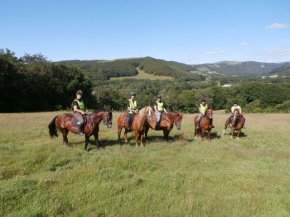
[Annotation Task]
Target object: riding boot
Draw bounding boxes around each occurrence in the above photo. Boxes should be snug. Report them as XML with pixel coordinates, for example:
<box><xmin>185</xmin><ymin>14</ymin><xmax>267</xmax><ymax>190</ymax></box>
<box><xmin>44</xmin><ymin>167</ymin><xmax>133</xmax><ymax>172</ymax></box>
<box><xmin>78</xmin><ymin>124</ymin><xmax>84</xmax><ymax>135</ymax></box>
<box><xmin>195</xmin><ymin>120</ymin><xmax>200</xmax><ymax>129</ymax></box>
<box><xmin>126</xmin><ymin>115</ymin><xmax>132</xmax><ymax>131</ymax></box>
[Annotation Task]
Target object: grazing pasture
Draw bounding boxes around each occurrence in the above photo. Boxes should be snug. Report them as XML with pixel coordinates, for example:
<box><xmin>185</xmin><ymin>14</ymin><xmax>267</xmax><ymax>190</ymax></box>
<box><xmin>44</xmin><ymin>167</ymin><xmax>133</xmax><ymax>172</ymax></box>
<box><xmin>0</xmin><ymin>111</ymin><xmax>290</xmax><ymax>217</ymax></box>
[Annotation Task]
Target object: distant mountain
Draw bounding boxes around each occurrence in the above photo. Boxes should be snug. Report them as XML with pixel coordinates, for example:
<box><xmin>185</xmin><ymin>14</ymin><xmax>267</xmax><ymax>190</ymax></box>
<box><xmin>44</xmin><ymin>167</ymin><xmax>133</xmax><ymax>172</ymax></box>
<box><xmin>193</xmin><ymin>61</ymin><xmax>290</xmax><ymax>77</ymax></box>
<box><xmin>58</xmin><ymin>57</ymin><xmax>290</xmax><ymax>80</ymax></box>
<box><xmin>266</xmin><ymin>66</ymin><xmax>290</xmax><ymax>77</ymax></box>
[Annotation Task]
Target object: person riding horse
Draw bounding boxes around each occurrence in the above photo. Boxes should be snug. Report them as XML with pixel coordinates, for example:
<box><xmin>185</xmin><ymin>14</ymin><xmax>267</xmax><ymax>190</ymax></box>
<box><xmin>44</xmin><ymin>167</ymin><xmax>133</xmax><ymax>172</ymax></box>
<box><xmin>229</xmin><ymin>103</ymin><xmax>242</xmax><ymax>127</ymax></box>
<box><xmin>195</xmin><ymin>96</ymin><xmax>208</xmax><ymax>129</ymax></box>
<box><xmin>72</xmin><ymin>90</ymin><xmax>88</xmax><ymax>135</ymax></box>
<box><xmin>154</xmin><ymin>94</ymin><xmax>167</xmax><ymax>128</ymax></box>
<box><xmin>126</xmin><ymin>92</ymin><xmax>138</xmax><ymax>131</ymax></box>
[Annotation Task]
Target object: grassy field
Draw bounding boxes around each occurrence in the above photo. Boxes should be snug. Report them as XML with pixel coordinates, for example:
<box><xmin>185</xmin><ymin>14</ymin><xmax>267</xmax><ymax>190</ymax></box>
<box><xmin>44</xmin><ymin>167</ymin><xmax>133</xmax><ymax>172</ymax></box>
<box><xmin>111</xmin><ymin>68</ymin><xmax>174</xmax><ymax>80</ymax></box>
<box><xmin>0</xmin><ymin>111</ymin><xmax>290</xmax><ymax>217</ymax></box>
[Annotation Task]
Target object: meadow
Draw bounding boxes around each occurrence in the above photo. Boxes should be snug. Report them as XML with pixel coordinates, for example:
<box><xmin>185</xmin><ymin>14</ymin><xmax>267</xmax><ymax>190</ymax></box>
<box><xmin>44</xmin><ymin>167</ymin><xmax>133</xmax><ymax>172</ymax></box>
<box><xmin>0</xmin><ymin>111</ymin><xmax>290</xmax><ymax>217</ymax></box>
<box><xmin>111</xmin><ymin>68</ymin><xmax>174</xmax><ymax>80</ymax></box>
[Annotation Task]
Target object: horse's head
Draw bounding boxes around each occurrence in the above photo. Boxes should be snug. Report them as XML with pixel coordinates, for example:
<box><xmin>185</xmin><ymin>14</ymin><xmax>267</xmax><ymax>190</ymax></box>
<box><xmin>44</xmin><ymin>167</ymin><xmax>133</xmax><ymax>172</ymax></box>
<box><xmin>233</xmin><ymin>108</ymin><xmax>240</xmax><ymax>122</ymax></box>
<box><xmin>171</xmin><ymin>112</ymin><xmax>183</xmax><ymax>130</ymax></box>
<box><xmin>102</xmin><ymin>111</ymin><xmax>112</xmax><ymax>128</ymax></box>
<box><xmin>145</xmin><ymin>106</ymin><xmax>157</xmax><ymax>128</ymax></box>
<box><xmin>206</xmin><ymin>108</ymin><xmax>213</xmax><ymax>120</ymax></box>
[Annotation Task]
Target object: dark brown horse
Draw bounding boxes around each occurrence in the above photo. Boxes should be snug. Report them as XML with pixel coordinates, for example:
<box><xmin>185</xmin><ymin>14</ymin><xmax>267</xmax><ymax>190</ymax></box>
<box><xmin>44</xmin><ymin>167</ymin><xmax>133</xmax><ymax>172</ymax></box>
<box><xmin>222</xmin><ymin>109</ymin><xmax>245</xmax><ymax>139</ymax></box>
<box><xmin>194</xmin><ymin>108</ymin><xmax>214</xmax><ymax>140</ymax></box>
<box><xmin>48</xmin><ymin>110</ymin><xmax>112</xmax><ymax>150</ymax></box>
<box><xmin>145</xmin><ymin>112</ymin><xmax>183</xmax><ymax>141</ymax></box>
<box><xmin>117</xmin><ymin>106</ymin><xmax>155</xmax><ymax>147</ymax></box>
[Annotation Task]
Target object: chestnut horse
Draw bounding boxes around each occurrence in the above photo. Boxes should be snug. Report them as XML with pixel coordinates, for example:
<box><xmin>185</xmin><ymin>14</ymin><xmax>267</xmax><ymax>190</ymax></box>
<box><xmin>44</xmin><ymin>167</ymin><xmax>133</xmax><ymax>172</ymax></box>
<box><xmin>194</xmin><ymin>108</ymin><xmax>214</xmax><ymax>140</ymax></box>
<box><xmin>117</xmin><ymin>106</ymin><xmax>155</xmax><ymax>147</ymax></box>
<box><xmin>222</xmin><ymin>108</ymin><xmax>245</xmax><ymax>139</ymax></box>
<box><xmin>145</xmin><ymin>112</ymin><xmax>183</xmax><ymax>141</ymax></box>
<box><xmin>48</xmin><ymin>110</ymin><xmax>112</xmax><ymax>150</ymax></box>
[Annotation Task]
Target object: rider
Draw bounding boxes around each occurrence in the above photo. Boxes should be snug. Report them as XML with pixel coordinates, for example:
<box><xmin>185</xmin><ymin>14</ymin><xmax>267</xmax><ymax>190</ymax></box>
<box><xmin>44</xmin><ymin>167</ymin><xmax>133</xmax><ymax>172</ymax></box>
<box><xmin>72</xmin><ymin>90</ymin><xmax>88</xmax><ymax>135</ymax></box>
<box><xmin>126</xmin><ymin>91</ymin><xmax>138</xmax><ymax>131</ymax></box>
<box><xmin>154</xmin><ymin>94</ymin><xmax>167</xmax><ymax>128</ymax></box>
<box><xmin>229</xmin><ymin>102</ymin><xmax>242</xmax><ymax>127</ymax></box>
<box><xmin>195</xmin><ymin>96</ymin><xmax>208</xmax><ymax>129</ymax></box>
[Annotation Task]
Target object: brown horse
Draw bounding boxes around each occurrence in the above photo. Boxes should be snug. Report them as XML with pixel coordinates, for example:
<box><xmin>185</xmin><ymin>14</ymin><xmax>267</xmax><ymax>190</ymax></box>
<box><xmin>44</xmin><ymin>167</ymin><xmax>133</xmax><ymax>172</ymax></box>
<box><xmin>194</xmin><ymin>108</ymin><xmax>214</xmax><ymax>140</ymax></box>
<box><xmin>222</xmin><ymin>109</ymin><xmax>245</xmax><ymax>139</ymax></box>
<box><xmin>48</xmin><ymin>110</ymin><xmax>112</xmax><ymax>150</ymax></box>
<box><xmin>117</xmin><ymin>106</ymin><xmax>155</xmax><ymax>147</ymax></box>
<box><xmin>145</xmin><ymin>112</ymin><xmax>183</xmax><ymax>141</ymax></box>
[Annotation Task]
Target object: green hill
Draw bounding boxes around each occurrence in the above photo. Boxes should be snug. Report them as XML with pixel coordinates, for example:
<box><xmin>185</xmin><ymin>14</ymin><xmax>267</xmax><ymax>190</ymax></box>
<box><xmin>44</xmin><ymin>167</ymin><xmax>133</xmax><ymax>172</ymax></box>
<box><xmin>267</xmin><ymin>66</ymin><xmax>290</xmax><ymax>77</ymax></box>
<box><xmin>59</xmin><ymin>57</ymin><xmax>204</xmax><ymax>81</ymax></box>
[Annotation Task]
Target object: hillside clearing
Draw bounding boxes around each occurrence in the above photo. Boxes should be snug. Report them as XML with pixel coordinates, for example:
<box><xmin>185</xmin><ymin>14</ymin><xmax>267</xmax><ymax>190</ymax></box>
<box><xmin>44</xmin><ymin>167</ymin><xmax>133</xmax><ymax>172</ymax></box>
<box><xmin>111</xmin><ymin>67</ymin><xmax>174</xmax><ymax>80</ymax></box>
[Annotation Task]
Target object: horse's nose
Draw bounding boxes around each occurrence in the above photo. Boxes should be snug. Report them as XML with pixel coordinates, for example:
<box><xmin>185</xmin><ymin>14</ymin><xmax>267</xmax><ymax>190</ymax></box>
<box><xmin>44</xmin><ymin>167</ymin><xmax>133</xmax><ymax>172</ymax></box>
<box><xmin>108</xmin><ymin>123</ymin><xmax>112</xmax><ymax>128</ymax></box>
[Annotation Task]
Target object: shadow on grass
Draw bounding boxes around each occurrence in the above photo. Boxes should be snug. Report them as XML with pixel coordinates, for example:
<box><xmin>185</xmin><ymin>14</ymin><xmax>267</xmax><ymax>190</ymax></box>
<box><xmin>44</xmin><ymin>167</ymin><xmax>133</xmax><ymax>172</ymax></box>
<box><xmin>69</xmin><ymin>138</ymin><xmax>119</xmax><ymax>150</ymax></box>
<box><xmin>144</xmin><ymin>133</ymin><xmax>191</xmax><ymax>144</ymax></box>
<box><xmin>222</xmin><ymin>130</ymin><xmax>247</xmax><ymax>138</ymax></box>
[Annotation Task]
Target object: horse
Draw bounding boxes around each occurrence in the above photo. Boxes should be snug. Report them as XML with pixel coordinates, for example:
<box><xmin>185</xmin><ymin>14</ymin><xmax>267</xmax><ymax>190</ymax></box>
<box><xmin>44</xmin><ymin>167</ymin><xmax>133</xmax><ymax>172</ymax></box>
<box><xmin>117</xmin><ymin>106</ymin><xmax>155</xmax><ymax>147</ymax></box>
<box><xmin>222</xmin><ymin>108</ymin><xmax>245</xmax><ymax>139</ymax></box>
<box><xmin>48</xmin><ymin>110</ymin><xmax>112</xmax><ymax>150</ymax></box>
<box><xmin>194</xmin><ymin>107</ymin><xmax>214</xmax><ymax>140</ymax></box>
<box><xmin>145</xmin><ymin>112</ymin><xmax>183</xmax><ymax>141</ymax></box>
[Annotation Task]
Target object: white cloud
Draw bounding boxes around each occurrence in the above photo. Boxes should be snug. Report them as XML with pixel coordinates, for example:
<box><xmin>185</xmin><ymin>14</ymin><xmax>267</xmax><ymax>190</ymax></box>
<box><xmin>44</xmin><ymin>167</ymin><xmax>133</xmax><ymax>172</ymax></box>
<box><xmin>265</xmin><ymin>22</ymin><xmax>289</xmax><ymax>29</ymax></box>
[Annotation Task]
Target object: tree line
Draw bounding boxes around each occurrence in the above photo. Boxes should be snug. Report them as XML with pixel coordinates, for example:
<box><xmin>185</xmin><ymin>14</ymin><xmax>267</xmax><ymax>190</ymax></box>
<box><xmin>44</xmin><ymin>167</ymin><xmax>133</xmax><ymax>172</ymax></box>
<box><xmin>1</xmin><ymin>49</ymin><xmax>290</xmax><ymax>113</ymax></box>
<box><xmin>0</xmin><ymin>49</ymin><xmax>95</xmax><ymax>112</ymax></box>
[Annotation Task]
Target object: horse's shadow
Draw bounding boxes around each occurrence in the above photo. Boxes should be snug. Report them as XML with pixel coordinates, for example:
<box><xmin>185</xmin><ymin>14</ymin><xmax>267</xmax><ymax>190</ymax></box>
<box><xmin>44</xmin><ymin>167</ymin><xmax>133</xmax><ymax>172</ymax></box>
<box><xmin>69</xmin><ymin>138</ymin><xmax>119</xmax><ymax>150</ymax></box>
<box><xmin>209</xmin><ymin>132</ymin><xmax>221</xmax><ymax>139</ymax></box>
<box><xmin>193</xmin><ymin>131</ymin><xmax>221</xmax><ymax>141</ymax></box>
<box><xmin>144</xmin><ymin>134</ymin><xmax>186</xmax><ymax>144</ymax></box>
<box><xmin>223</xmin><ymin>130</ymin><xmax>247</xmax><ymax>138</ymax></box>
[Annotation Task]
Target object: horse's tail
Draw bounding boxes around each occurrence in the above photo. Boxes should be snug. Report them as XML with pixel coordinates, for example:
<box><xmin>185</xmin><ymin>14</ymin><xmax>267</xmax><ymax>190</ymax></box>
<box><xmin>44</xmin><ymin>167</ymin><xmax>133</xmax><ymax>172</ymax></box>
<box><xmin>48</xmin><ymin>116</ymin><xmax>58</xmax><ymax>138</ymax></box>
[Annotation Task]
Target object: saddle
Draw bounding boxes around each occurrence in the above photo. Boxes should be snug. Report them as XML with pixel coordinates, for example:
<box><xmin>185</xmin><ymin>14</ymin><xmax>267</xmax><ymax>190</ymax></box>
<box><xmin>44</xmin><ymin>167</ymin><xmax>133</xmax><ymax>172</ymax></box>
<box><xmin>125</xmin><ymin>113</ymin><xmax>136</xmax><ymax>131</ymax></box>
<box><xmin>71</xmin><ymin>114</ymin><xmax>91</xmax><ymax>129</ymax></box>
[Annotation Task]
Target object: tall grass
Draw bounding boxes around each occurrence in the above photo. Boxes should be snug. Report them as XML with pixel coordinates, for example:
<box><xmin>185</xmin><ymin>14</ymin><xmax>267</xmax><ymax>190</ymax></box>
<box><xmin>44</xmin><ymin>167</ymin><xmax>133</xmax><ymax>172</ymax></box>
<box><xmin>0</xmin><ymin>111</ymin><xmax>290</xmax><ymax>216</ymax></box>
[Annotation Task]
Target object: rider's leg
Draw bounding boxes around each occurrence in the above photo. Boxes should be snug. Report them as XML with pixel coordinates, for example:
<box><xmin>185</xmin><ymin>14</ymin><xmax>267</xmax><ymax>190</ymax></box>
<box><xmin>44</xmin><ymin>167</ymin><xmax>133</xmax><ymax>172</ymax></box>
<box><xmin>127</xmin><ymin>113</ymin><xmax>133</xmax><ymax>131</ymax></box>
<box><xmin>196</xmin><ymin>114</ymin><xmax>202</xmax><ymax>129</ymax></box>
<box><xmin>229</xmin><ymin>114</ymin><xmax>233</xmax><ymax>127</ymax></box>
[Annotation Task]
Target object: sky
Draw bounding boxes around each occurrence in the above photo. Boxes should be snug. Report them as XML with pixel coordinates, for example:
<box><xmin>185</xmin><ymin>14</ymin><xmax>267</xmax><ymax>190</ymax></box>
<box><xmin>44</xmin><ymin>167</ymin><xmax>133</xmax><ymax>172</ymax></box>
<box><xmin>1</xmin><ymin>0</ymin><xmax>290</xmax><ymax>64</ymax></box>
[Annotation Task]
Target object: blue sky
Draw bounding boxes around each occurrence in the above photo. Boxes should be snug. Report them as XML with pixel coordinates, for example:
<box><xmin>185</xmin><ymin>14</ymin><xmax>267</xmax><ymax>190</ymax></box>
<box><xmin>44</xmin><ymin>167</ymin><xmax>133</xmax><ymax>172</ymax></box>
<box><xmin>1</xmin><ymin>0</ymin><xmax>290</xmax><ymax>64</ymax></box>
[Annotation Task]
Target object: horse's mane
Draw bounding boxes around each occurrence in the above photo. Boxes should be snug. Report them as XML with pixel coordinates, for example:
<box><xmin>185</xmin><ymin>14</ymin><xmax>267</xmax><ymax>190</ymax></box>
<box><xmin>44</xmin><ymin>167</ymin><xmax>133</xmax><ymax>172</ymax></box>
<box><xmin>138</xmin><ymin>106</ymin><xmax>153</xmax><ymax>116</ymax></box>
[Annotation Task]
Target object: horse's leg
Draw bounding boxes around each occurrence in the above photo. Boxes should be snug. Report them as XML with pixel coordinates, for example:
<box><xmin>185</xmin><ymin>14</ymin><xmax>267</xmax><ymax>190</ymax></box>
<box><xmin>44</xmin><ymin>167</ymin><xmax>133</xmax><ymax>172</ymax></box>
<box><xmin>163</xmin><ymin>129</ymin><xmax>169</xmax><ymax>142</ymax></box>
<box><xmin>140</xmin><ymin>131</ymin><xmax>145</xmax><ymax>147</ymax></box>
<box><xmin>94</xmin><ymin>126</ymin><xmax>100</xmax><ymax>148</ymax></box>
<box><xmin>208</xmin><ymin>129</ymin><xmax>211</xmax><ymax>140</ymax></box>
<box><xmin>200</xmin><ymin>129</ymin><xmax>205</xmax><ymax>141</ymax></box>
<box><xmin>134</xmin><ymin>131</ymin><xmax>139</xmax><ymax>147</ymax></box>
<box><xmin>231</xmin><ymin>128</ymin><xmax>235</xmax><ymax>139</ymax></box>
<box><xmin>124</xmin><ymin>130</ymin><xmax>129</xmax><ymax>144</ymax></box>
<box><xmin>194</xmin><ymin>127</ymin><xmax>199</xmax><ymax>139</ymax></box>
<box><xmin>222</xmin><ymin>127</ymin><xmax>227</xmax><ymax>137</ymax></box>
<box><xmin>237</xmin><ymin>129</ymin><xmax>241</xmax><ymax>139</ymax></box>
<box><xmin>144</xmin><ymin>125</ymin><xmax>149</xmax><ymax>143</ymax></box>
<box><xmin>117</xmin><ymin>126</ymin><xmax>123</xmax><ymax>145</ymax></box>
<box><xmin>84</xmin><ymin>135</ymin><xmax>90</xmax><ymax>151</ymax></box>
<box><xmin>61</xmin><ymin>129</ymin><xmax>69</xmax><ymax>146</ymax></box>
